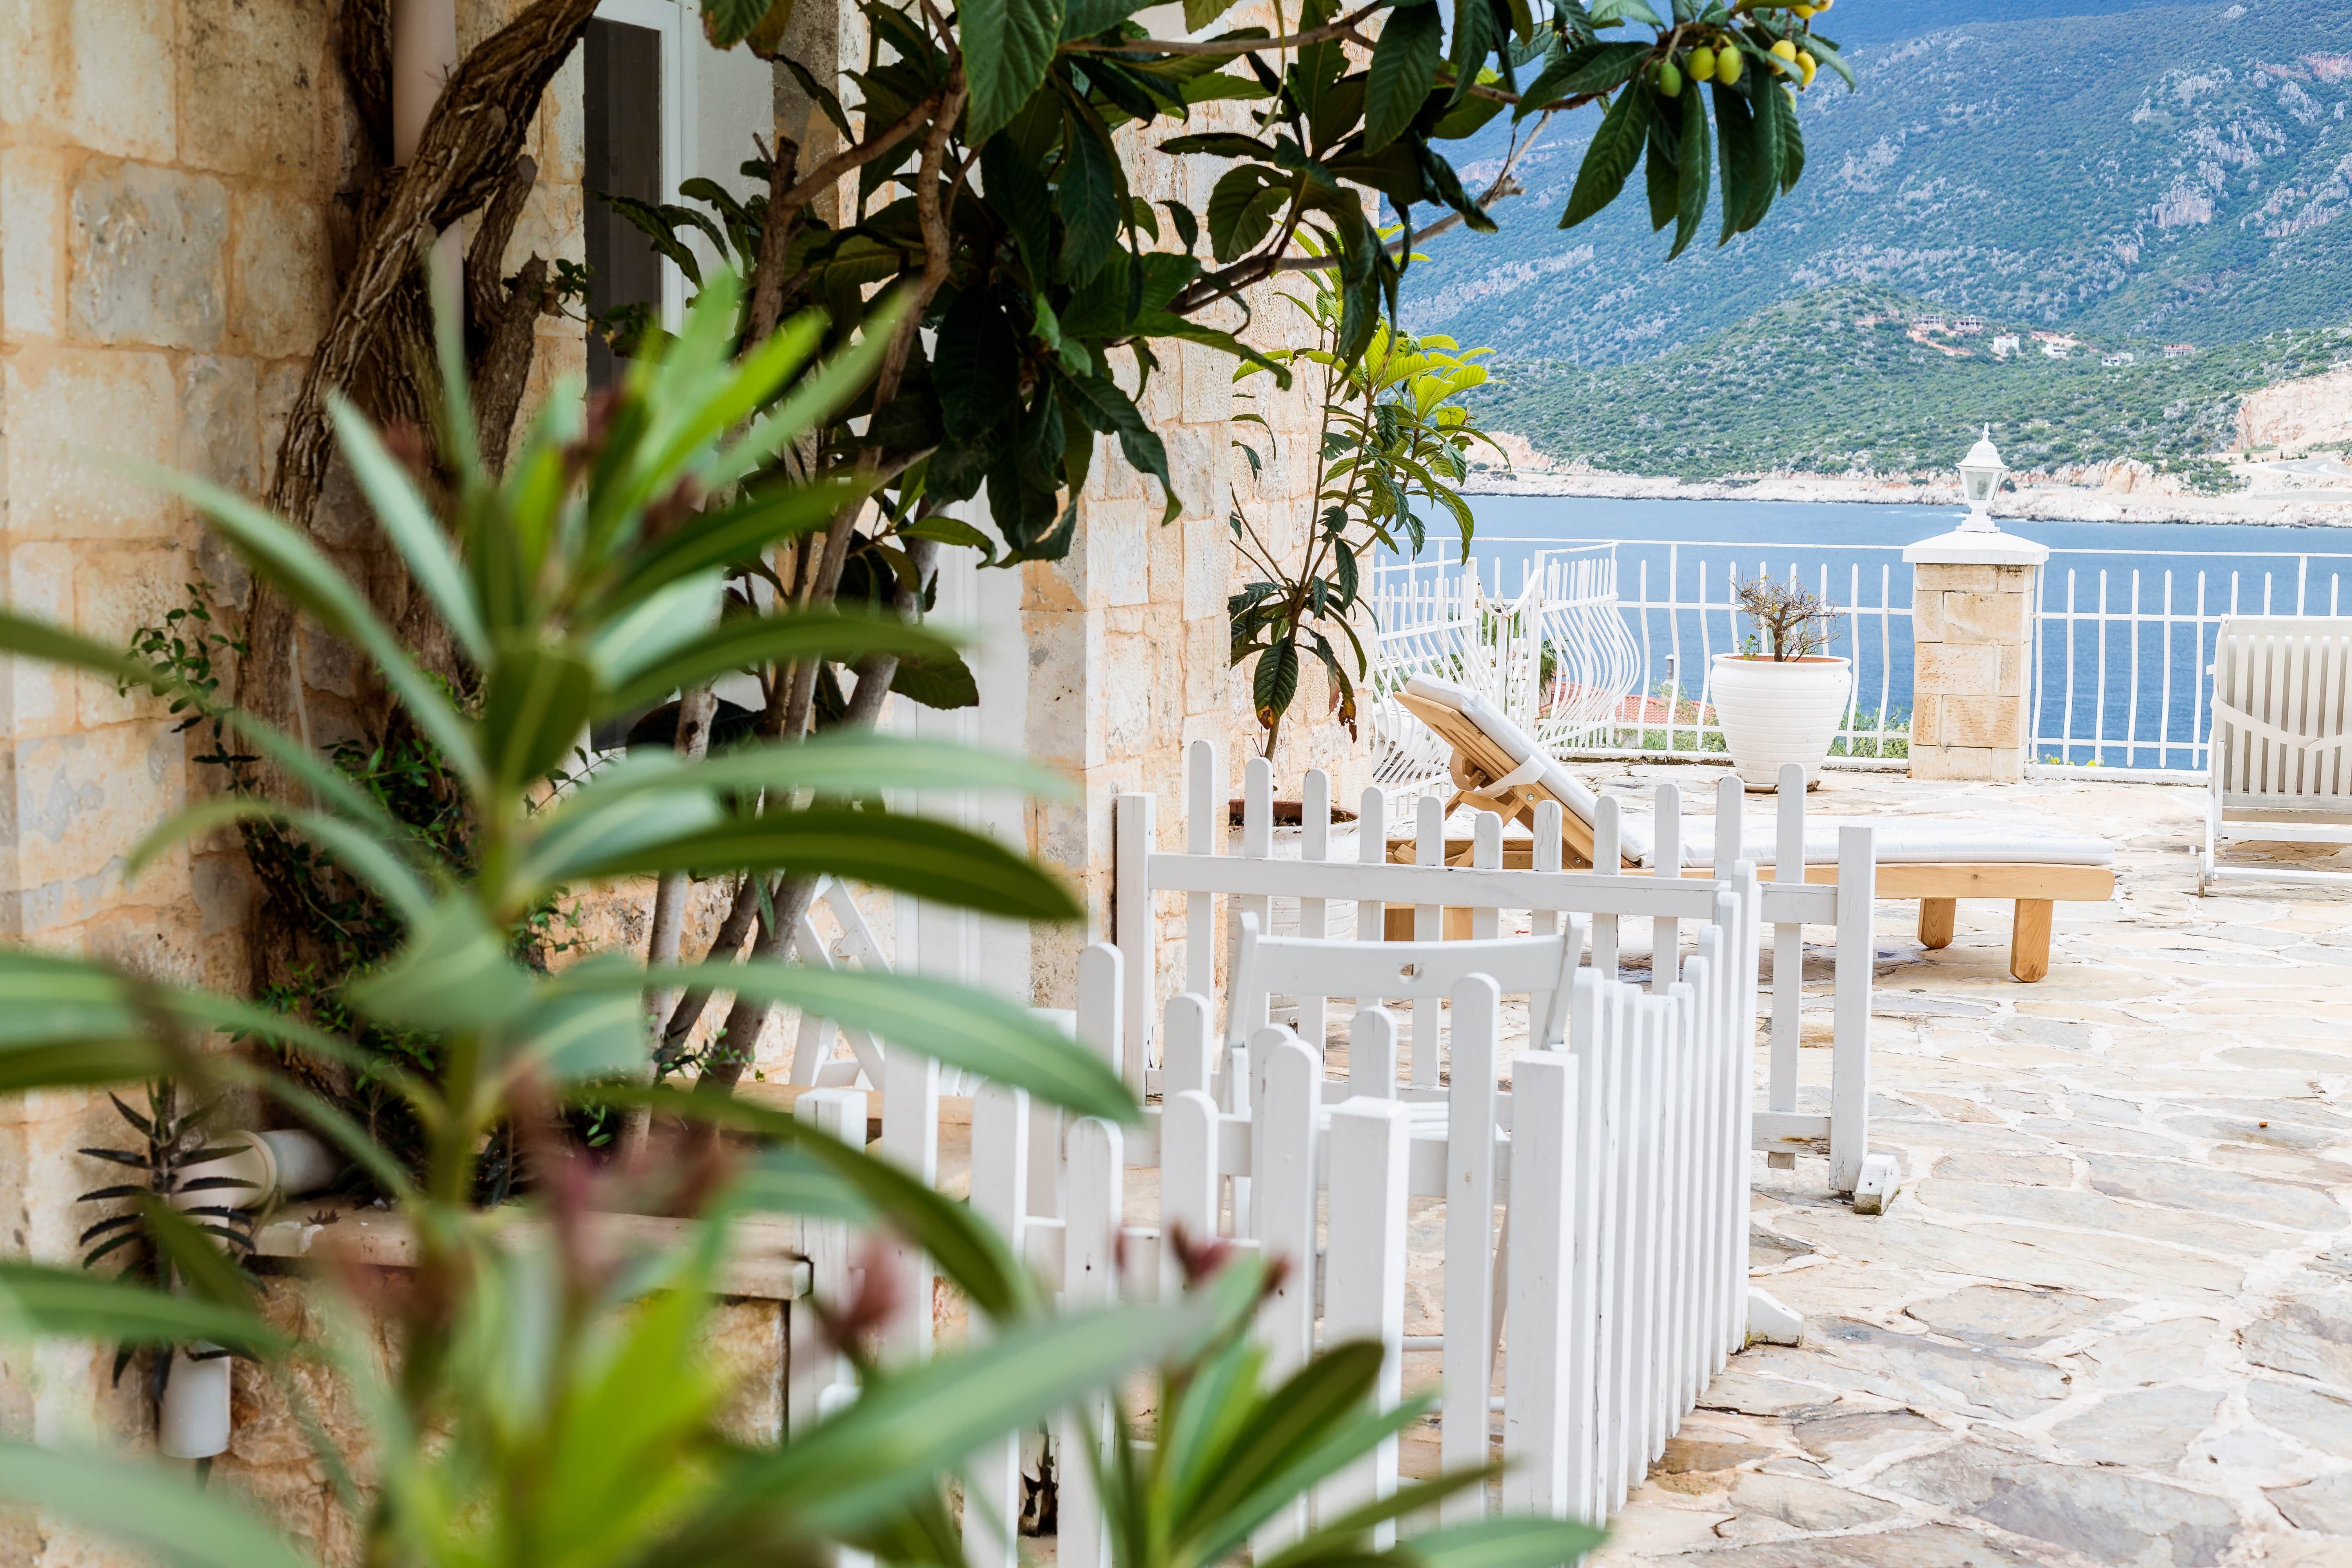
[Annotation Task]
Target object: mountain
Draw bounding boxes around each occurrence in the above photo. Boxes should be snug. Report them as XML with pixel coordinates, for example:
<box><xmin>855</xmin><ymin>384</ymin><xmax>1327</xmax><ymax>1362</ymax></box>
<box><xmin>1462</xmin><ymin>282</ymin><xmax>2350</xmax><ymax>480</ymax></box>
<box><xmin>1397</xmin><ymin>0</ymin><xmax>2352</xmax><ymax>365</ymax></box>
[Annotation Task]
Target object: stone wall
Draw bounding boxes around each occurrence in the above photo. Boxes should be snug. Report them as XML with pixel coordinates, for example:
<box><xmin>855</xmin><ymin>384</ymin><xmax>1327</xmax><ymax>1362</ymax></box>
<box><xmin>1908</xmin><ymin>561</ymin><xmax>2036</xmax><ymax>782</ymax></box>
<box><xmin>0</xmin><ymin>0</ymin><xmax>580</xmax><ymax>1552</ymax></box>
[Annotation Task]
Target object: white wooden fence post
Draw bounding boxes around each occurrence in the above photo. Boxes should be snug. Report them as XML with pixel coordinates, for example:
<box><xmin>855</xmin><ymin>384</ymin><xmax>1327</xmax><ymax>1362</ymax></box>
<box><xmin>1251</xmin><ymin>1025</ymin><xmax>1321</xmax><ymax>1554</ymax></box>
<box><xmin>1239</xmin><ymin>757</ymin><xmax>1275</xmax><ymax>1035</ymax></box>
<box><xmin>881</xmin><ymin>1047</ymin><xmax>940</xmax><ymax>1361</ymax></box>
<box><xmin>1441</xmin><ymin>975</ymin><xmax>1501</xmax><ymax>1524</ymax></box>
<box><xmin>1650</xmin><ymin>783</ymin><xmax>1681</xmax><ymax>991</ymax></box>
<box><xmin>1726</xmin><ymin>870</ymin><xmax>1762</xmax><ymax>1366</ymax></box>
<box><xmin>967</xmin><ymin>1084</ymin><xmax>1030</xmax><ymax>1568</ymax></box>
<box><xmin>1161</xmin><ymin>992</ymin><xmax>1216</xmax><ymax>1098</ymax></box>
<box><xmin>1829</xmin><ymin>826</ymin><xmax>1877</xmax><ymax>1195</ymax></box>
<box><xmin>1185</xmin><ymin>740</ymin><xmax>1220</xmax><ymax>997</ymax></box>
<box><xmin>1768</xmin><ymin>763</ymin><xmax>1806</xmax><ymax>1170</ymax></box>
<box><xmin>1411</xmin><ymin>793</ymin><xmax>1445</xmax><ymax>1085</ymax></box>
<box><xmin>1320</xmin><ymin>1098</ymin><xmax>1410</xmax><ymax>1542</ymax></box>
<box><xmin>1299</xmin><ymin>769</ymin><xmax>1332</xmax><ymax>1053</ymax></box>
<box><xmin>789</xmin><ymin>1087</ymin><xmax>867</xmax><ymax>1435</ymax></box>
<box><xmin>1592</xmin><ymin>796</ymin><xmax>1621</xmax><ymax>980</ymax></box>
<box><xmin>1503</xmin><ymin>1049</ymin><xmax>1577</xmax><ymax>1519</ymax></box>
<box><xmin>1057</xmin><ymin>1117</ymin><xmax>1125</xmax><ymax>1568</ymax></box>
<box><xmin>1078</xmin><ymin>942</ymin><xmax>1123</xmax><ymax>1081</ymax></box>
<box><xmin>1350</xmin><ymin>1004</ymin><xmax>1399</xmax><ymax>1099</ymax></box>
<box><xmin>1563</xmin><ymin>971</ymin><xmax>1608</xmax><ymax>1520</ymax></box>
<box><xmin>1115</xmin><ymin>791</ymin><xmax>1155</xmax><ymax>1092</ymax></box>
<box><xmin>1470</xmin><ymin>812</ymin><xmax>1502</xmax><ymax>938</ymax></box>
<box><xmin>1160</xmin><ymin>1089</ymin><xmax>1221</xmax><ymax>1291</ymax></box>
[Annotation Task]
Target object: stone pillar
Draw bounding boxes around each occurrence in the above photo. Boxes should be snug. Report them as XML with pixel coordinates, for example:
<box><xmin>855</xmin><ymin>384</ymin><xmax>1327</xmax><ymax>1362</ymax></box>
<box><xmin>1903</xmin><ymin>530</ymin><xmax>2049</xmax><ymax>782</ymax></box>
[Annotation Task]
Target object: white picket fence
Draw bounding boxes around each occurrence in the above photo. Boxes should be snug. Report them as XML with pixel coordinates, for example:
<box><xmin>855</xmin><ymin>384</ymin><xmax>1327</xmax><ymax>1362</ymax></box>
<box><xmin>1114</xmin><ymin>744</ymin><xmax>1885</xmax><ymax>1203</ymax></box>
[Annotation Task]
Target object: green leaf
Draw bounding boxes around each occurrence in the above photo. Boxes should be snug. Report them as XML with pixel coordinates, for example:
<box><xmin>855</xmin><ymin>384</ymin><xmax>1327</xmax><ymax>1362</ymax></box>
<box><xmin>981</xmin><ymin>135</ymin><xmax>1054</xmax><ymax>278</ymax></box>
<box><xmin>134</xmin><ymin>1198</ymin><xmax>257</xmax><ymax>1315</ymax></box>
<box><xmin>586</xmin><ymin>571</ymin><xmax>726</xmax><ymax>691</ymax></box>
<box><xmin>935</xmin><ymin>289</ymin><xmax>1025</xmax><ymax>441</ymax></box>
<box><xmin>1712</xmin><ymin>78</ymin><xmax>1758</xmax><ymax>243</ymax></box>
<box><xmin>327</xmin><ymin>396</ymin><xmax>489</xmax><ymax>663</ymax></box>
<box><xmin>484</xmin><ymin>637</ymin><xmax>597</xmax><ymax>790</ymax></box>
<box><xmin>1585</xmin><ymin>0</ymin><xmax>1660</xmax><ymax>23</ymax></box>
<box><xmin>1252</xmin><ymin>638</ymin><xmax>1299</xmax><ymax>726</ymax></box>
<box><xmin>606</xmin><ymin>477</ymin><xmax>867</xmax><ymax>615</ymax></box>
<box><xmin>891</xmin><ymin>648</ymin><xmax>980</xmax><ymax>710</ymax></box>
<box><xmin>1559</xmin><ymin>79</ymin><xmax>1650</xmax><ymax>229</ymax></box>
<box><xmin>1643</xmin><ymin>98</ymin><xmax>1677</xmax><ymax>233</ymax></box>
<box><xmin>1206</xmin><ymin>165</ymin><xmax>1286</xmax><ymax>264</ymax></box>
<box><xmin>0</xmin><ymin>1442</ymin><xmax>313</xmax><ymax>1568</ymax></box>
<box><xmin>1182</xmin><ymin>0</ymin><xmax>1241</xmax><ymax>29</ymax></box>
<box><xmin>1670</xmin><ymin>80</ymin><xmax>1711</xmax><ymax>258</ymax></box>
<box><xmin>1062</xmin><ymin>371</ymin><xmax>1181</xmax><ymax>523</ymax></box>
<box><xmin>124</xmin><ymin>800</ymin><xmax>435</xmax><ymax>931</ymax></box>
<box><xmin>1445</xmin><ymin>0</ymin><xmax>1501</xmax><ymax>104</ymax></box>
<box><xmin>557</xmin><ymin>734</ymin><xmax>1070</xmax><ymax>818</ymax></box>
<box><xmin>577</xmin><ymin>809</ymin><xmax>1081</xmax><ymax>920</ymax></box>
<box><xmin>1516</xmin><ymin>39</ymin><xmax>1646</xmax><ymax>113</ymax></box>
<box><xmin>1059</xmin><ymin>109</ymin><xmax>1123</xmax><ymax>285</ymax></box>
<box><xmin>0</xmin><ymin>1264</ymin><xmax>286</xmax><ymax>1357</ymax></box>
<box><xmin>345</xmin><ymin>895</ymin><xmax>537</xmax><ymax>1035</ymax></box>
<box><xmin>1364</xmin><ymin>2</ymin><xmax>1444</xmax><ymax>152</ymax></box>
<box><xmin>898</xmin><ymin>514</ymin><xmax>997</xmax><ymax>557</ymax></box>
<box><xmin>648</xmin><ymin>963</ymin><xmax>1136</xmax><ymax>1122</ymax></box>
<box><xmin>1401</xmin><ymin>1515</ymin><xmax>1612</xmax><ymax>1568</ymax></box>
<box><xmin>517</xmin><ymin>953</ymin><xmax>650</xmax><ymax>1081</ymax></box>
<box><xmin>603</xmin><ymin>610</ymin><xmax>958</xmax><ymax>713</ymax></box>
<box><xmin>699</xmin><ymin>0</ymin><xmax>775</xmax><ymax>48</ymax></box>
<box><xmin>964</xmin><ymin>0</ymin><xmax>1064</xmax><ymax>143</ymax></box>
<box><xmin>1159</xmin><ymin>133</ymin><xmax>1278</xmax><ymax>159</ymax></box>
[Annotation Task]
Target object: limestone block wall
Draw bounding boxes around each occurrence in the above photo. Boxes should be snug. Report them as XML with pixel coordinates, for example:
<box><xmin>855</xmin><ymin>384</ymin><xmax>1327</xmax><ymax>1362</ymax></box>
<box><xmin>1909</xmin><ymin>562</ymin><xmax>2037</xmax><ymax>782</ymax></box>
<box><xmin>0</xmin><ymin>0</ymin><xmax>581</xmax><ymax>1548</ymax></box>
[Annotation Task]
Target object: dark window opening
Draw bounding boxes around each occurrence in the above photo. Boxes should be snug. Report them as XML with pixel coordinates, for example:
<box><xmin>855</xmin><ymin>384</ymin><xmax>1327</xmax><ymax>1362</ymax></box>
<box><xmin>584</xmin><ymin>18</ymin><xmax>664</xmax><ymax>389</ymax></box>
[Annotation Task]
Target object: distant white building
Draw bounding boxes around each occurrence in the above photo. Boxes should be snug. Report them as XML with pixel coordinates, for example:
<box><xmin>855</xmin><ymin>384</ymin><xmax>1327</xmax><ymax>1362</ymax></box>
<box><xmin>2043</xmin><ymin>340</ymin><xmax>2072</xmax><ymax>359</ymax></box>
<box><xmin>1991</xmin><ymin>333</ymin><xmax>2022</xmax><ymax>357</ymax></box>
<box><xmin>2101</xmin><ymin>351</ymin><xmax>2136</xmax><ymax>367</ymax></box>
<box><xmin>1955</xmin><ymin>315</ymin><xmax>1986</xmax><ymax>334</ymax></box>
<box><xmin>2164</xmin><ymin>343</ymin><xmax>2196</xmax><ymax>359</ymax></box>
<box><xmin>1919</xmin><ymin>316</ymin><xmax>1948</xmax><ymax>332</ymax></box>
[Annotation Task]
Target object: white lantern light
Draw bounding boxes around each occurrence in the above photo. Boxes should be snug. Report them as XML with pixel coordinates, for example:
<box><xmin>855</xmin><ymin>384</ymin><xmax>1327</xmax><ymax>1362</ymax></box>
<box><xmin>1956</xmin><ymin>425</ymin><xmax>2007</xmax><ymax>532</ymax></box>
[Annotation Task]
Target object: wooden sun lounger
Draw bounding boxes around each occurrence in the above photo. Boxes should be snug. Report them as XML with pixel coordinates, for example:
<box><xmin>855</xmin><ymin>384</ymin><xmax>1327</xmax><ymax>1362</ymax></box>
<box><xmin>1398</xmin><ymin>685</ymin><xmax>2116</xmax><ymax>983</ymax></box>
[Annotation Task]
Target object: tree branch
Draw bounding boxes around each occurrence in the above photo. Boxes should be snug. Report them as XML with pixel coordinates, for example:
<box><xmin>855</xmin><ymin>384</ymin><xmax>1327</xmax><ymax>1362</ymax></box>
<box><xmin>1061</xmin><ymin>5</ymin><xmax>1383</xmax><ymax>56</ymax></box>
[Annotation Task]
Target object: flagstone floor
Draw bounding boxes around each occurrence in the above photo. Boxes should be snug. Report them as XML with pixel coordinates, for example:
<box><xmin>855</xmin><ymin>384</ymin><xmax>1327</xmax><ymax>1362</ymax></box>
<box><xmin>1580</xmin><ymin>763</ymin><xmax>2352</xmax><ymax>1568</ymax></box>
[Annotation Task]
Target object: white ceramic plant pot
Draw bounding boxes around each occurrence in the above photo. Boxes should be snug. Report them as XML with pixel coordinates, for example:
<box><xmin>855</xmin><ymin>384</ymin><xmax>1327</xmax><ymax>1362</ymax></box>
<box><xmin>1709</xmin><ymin>654</ymin><xmax>1852</xmax><ymax>791</ymax></box>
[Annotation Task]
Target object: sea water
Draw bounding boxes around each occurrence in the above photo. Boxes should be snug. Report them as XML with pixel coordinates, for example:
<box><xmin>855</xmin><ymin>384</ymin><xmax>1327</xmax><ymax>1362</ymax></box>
<box><xmin>1399</xmin><ymin>495</ymin><xmax>2352</xmax><ymax>770</ymax></box>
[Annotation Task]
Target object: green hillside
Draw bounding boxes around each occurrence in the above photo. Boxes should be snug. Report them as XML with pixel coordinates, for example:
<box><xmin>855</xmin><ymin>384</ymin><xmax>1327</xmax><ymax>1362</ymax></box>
<box><xmin>1468</xmin><ymin>283</ymin><xmax>2351</xmax><ymax>480</ymax></box>
<box><xmin>1400</xmin><ymin>0</ymin><xmax>2352</xmax><ymax>363</ymax></box>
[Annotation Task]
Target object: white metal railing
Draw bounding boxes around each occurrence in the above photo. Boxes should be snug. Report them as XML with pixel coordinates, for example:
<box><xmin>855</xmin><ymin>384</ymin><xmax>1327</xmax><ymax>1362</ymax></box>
<box><xmin>2032</xmin><ymin>550</ymin><xmax>2352</xmax><ymax>775</ymax></box>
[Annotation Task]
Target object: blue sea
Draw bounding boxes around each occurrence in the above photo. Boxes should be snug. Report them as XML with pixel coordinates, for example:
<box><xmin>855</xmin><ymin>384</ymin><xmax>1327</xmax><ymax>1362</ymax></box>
<box><xmin>1402</xmin><ymin>496</ymin><xmax>2352</xmax><ymax>771</ymax></box>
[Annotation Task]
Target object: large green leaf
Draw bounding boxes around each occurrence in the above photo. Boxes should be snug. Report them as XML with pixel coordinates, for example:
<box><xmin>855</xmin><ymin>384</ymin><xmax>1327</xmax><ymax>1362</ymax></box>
<box><xmin>1560</xmin><ymin>78</ymin><xmax>1650</xmax><ymax>229</ymax></box>
<box><xmin>1061</xmin><ymin>371</ymin><xmax>1180</xmax><ymax>523</ymax></box>
<box><xmin>517</xmin><ymin>954</ymin><xmax>651</xmax><ymax>1081</ymax></box>
<box><xmin>573</xmin><ymin>809</ymin><xmax>1080</xmax><ymax>920</ymax></box>
<box><xmin>603</xmin><ymin>611</ymin><xmax>958</xmax><ymax>713</ymax></box>
<box><xmin>0</xmin><ymin>1264</ymin><xmax>287</xmax><ymax>1357</ymax></box>
<box><xmin>1364</xmin><ymin>2</ymin><xmax>1443</xmax><ymax>152</ymax></box>
<box><xmin>1401</xmin><ymin>1516</ymin><xmax>1611</xmax><ymax>1568</ymax></box>
<box><xmin>586</xmin><ymin>571</ymin><xmax>726</xmax><ymax>691</ymax></box>
<box><xmin>0</xmin><ymin>1442</ymin><xmax>313</xmax><ymax>1568</ymax></box>
<box><xmin>345</xmin><ymin>896</ymin><xmax>537</xmax><ymax>1035</ymax></box>
<box><xmin>328</xmin><ymin>396</ymin><xmax>489</xmax><ymax>663</ymax></box>
<box><xmin>699</xmin><ymin>0</ymin><xmax>777</xmax><ymax>47</ymax></box>
<box><xmin>622</xmin><ymin>962</ymin><xmax>1134</xmax><ymax>1122</ymax></box>
<box><xmin>483</xmin><ymin>637</ymin><xmax>598</xmax><ymax>790</ymax></box>
<box><xmin>127</xmin><ymin>797</ymin><xmax>438</xmax><ymax>929</ymax></box>
<box><xmin>1670</xmin><ymin>81</ymin><xmax>1711</xmax><ymax>259</ymax></box>
<box><xmin>605</xmin><ymin>477</ymin><xmax>867</xmax><ymax>616</ymax></box>
<box><xmin>555</xmin><ymin>735</ymin><xmax>1071</xmax><ymax>817</ymax></box>
<box><xmin>1058</xmin><ymin>109</ymin><xmax>1123</xmax><ymax>286</ymax></box>
<box><xmin>961</xmin><ymin>0</ymin><xmax>1064</xmax><ymax>145</ymax></box>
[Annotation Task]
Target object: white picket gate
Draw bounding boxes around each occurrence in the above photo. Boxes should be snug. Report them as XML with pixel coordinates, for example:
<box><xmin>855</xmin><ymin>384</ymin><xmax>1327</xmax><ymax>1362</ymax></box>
<box><xmin>1114</xmin><ymin>744</ymin><xmax>1885</xmax><ymax>1205</ymax></box>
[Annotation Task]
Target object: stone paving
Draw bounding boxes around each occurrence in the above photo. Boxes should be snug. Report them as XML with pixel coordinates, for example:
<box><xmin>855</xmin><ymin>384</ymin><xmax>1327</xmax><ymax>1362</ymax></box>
<box><xmin>1579</xmin><ymin>763</ymin><xmax>2352</xmax><ymax>1568</ymax></box>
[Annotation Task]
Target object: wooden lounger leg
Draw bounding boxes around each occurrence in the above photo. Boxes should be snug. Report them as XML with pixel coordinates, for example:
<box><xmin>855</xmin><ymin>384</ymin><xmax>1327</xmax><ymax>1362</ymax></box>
<box><xmin>2009</xmin><ymin>900</ymin><xmax>2053</xmax><ymax>983</ymax></box>
<box><xmin>1918</xmin><ymin>898</ymin><xmax>1956</xmax><ymax>951</ymax></box>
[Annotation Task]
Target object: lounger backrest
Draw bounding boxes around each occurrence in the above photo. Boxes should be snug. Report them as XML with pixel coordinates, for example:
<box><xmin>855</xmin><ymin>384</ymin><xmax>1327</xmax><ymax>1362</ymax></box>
<box><xmin>2210</xmin><ymin>617</ymin><xmax>2352</xmax><ymax>803</ymax></box>
<box><xmin>1403</xmin><ymin>675</ymin><xmax>1659</xmax><ymax>864</ymax></box>
<box><xmin>1224</xmin><ymin>912</ymin><xmax>1581</xmax><ymax>1051</ymax></box>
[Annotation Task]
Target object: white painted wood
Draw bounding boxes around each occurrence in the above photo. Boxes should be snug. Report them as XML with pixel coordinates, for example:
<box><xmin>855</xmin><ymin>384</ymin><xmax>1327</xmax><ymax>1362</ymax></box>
<box><xmin>2203</xmin><ymin>618</ymin><xmax>2352</xmax><ymax>889</ymax></box>
<box><xmin>1411</xmin><ymin>793</ymin><xmax>1444</xmax><ymax>1087</ymax></box>
<box><xmin>1251</xmin><ymin>1026</ymin><xmax>1320</xmax><ymax>1554</ymax></box>
<box><xmin>1057</xmin><ymin>1118</ymin><xmax>1124</xmax><ymax>1568</ymax></box>
<box><xmin>1471</xmin><ymin>812</ymin><xmax>1503</xmax><ymax>940</ymax></box>
<box><xmin>1350</xmin><ymin>1004</ymin><xmax>1398</xmax><ymax>1099</ymax></box>
<box><xmin>1713</xmin><ymin>774</ymin><xmax>1743</xmax><ymax>880</ymax></box>
<box><xmin>1829</xmin><ymin>826</ymin><xmax>1877</xmax><ymax>1195</ymax></box>
<box><xmin>1160</xmin><ymin>992</ymin><xmax>1216</xmax><ymax>1098</ymax></box>
<box><xmin>1145</xmin><ymin>854</ymin><xmax>1722</xmax><ymax>918</ymax></box>
<box><xmin>1320</xmin><ymin>1098</ymin><xmax>1410</xmax><ymax>1542</ymax></box>
<box><xmin>1853</xmin><ymin>1152</ymin><xmax>1901</xmax><ymax>1216</ymax></box>
<box><xmin>1592</xmin><ymin>795</ymin><xmax>1622</xmax><ymax>981</ymax></box>
<box><xmin>881</xmin><ymin>1046</ymin><xmax>940</xmax><ymax>1361</ymax></box>
<box><xmin>788</xmin><ymin>1087</ymin><xmax>866</xmax><ymax>1437</ymax></box>
<box><xmin>1504</xmin><ymin>1049</ymin><xmax>1575</xmax><ymax>1518</ymax></box>
<box><xmin>1238</xmin><ymin>758</ymin><xmax>1275</xmax><ymax>1035</ymax></box>
<box><xmin>1161</xmin><ymin>1090</ymin><xmax>1221</xmax><ymax>1283</ymax></box>
<box><xmin>1356</xmin><ymin>786</ymin><xmax>1388</xmax><ymax>1016</ymax></box>
<box><xmin>967</xmin><ymin>1084</ymin><xmax>1029</xmax><ymax>1568</ymax></box>
<box><xmin>1650</xmin><ymin>783</ymin><xmax>1681</xmax><ymax>992</ymax></box>
<box><xmin>1185</xmin><ymin>740</ymin><xmax>1218</xmax><ymax>997</ymax></box>
<box><xmin>1115</xmin><ymin>791</ymin><xmax>1155</xmax><ymax>1090</ymax></box>
<box><xmin>1769</xmin><ymin>764</ymin><xmax>1806</xmax><ymax>1171</ymax></box>
<box><xmin>1441</xmin><ymin>976</ymin><xmax>1501</xmax><ymax>1522</ymax></box>
<box><xmin>1299</xmin><ymin>770</ymin><xmax>1332</xmax><ymax>1054</ymax></box>
<box><xmin>1728</xmin><ymin>867</ymin><xmax>1763</xmax><ymax>1365</ymax></box>
<box><xmin>1078</xmin><ymin>942</ymin><xmax>1123</xmax><ymax>1080</ymax></box>
<box><xmin>1562</xmin><ymin>971</ymin><xmax>1607</xmax><ymax>1519</ymax></box>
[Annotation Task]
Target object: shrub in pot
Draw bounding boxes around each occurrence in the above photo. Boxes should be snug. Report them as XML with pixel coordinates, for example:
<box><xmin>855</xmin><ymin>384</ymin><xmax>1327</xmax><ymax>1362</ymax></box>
<box><xmin>1711</xmin><ymin>576</ymin><xmax>1851</xmax><ymax>791</ymax></box>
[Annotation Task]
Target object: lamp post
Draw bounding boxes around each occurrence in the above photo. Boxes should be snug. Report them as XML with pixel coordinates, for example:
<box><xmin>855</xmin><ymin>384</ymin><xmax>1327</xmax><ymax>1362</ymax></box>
<box><xmin>1956</xmin><ymin>425</ymin><xmax>2008</xmax><ymax>533</ymax></box>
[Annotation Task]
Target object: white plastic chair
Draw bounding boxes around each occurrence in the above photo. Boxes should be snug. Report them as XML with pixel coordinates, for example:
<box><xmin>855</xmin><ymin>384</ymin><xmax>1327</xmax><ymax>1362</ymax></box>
<box><xmin>2201</xmin><ymin>615</ymin><xmax>2352</xmax><ymax>891</ymax></box>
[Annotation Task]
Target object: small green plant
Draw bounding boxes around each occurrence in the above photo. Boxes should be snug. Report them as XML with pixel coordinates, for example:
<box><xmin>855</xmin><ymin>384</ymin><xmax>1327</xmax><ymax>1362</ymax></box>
<box><xmin>1731</xmin><ymin>574</ymin><xmax>1838</xmax><ymax>661</ymax></box>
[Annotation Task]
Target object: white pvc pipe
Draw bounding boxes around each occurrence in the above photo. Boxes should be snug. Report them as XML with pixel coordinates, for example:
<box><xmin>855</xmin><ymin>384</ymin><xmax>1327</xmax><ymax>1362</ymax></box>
<box><xmin>158</xmin><ymin>1350</ymin><xmax>233</xmax><ymax>1460</ymax></box>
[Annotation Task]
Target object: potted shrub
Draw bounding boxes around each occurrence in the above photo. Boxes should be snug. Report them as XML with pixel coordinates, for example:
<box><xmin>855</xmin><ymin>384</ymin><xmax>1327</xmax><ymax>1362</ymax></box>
<box><xmin>1711</xmin><ymin>575</ymin><xmax>1851</xmax><ymax>791</ymax></box>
